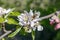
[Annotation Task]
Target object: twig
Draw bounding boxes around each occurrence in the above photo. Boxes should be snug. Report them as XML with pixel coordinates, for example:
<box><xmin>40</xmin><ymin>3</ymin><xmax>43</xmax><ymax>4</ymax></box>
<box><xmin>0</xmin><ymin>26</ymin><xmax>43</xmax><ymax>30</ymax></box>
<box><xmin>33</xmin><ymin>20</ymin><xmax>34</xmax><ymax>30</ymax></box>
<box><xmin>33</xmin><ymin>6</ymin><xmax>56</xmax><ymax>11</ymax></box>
<box><xmin>0</xmin><ymin>31</ymin><xmax>12</xmax><ymax>40</ymax></box>
<box><xmin>34</xmin><ymin>13</ymin><xmax>55</xmax><ymax>21</ymax></box>
<box><xmin>0</xmin><ymin>23</ymin><xmax>12</xmax><ymax>40</ymax></box>
<box><xmin>40</xmin><ymin>13</ymin><xmax>54</xmax><ymax>21</ymax></box>
<box><xmin>2</xmin><ymin>23</ymin><xmax>8</xmax><ymax>32</ymax></box>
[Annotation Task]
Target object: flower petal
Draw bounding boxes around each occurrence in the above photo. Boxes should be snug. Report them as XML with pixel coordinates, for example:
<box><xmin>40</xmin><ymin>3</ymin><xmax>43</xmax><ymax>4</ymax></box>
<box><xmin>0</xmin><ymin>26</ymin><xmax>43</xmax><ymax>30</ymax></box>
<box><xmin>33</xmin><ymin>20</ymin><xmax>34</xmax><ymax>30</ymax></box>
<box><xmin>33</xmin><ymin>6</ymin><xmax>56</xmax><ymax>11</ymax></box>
<box><xmin>29</xmin><ymin>9</ymin><xmax>33</xmax><ymax>16</ymax></box>
<box><xmin>33</xmin><ymin>18</ymin><xmax>39</xmax><ymax>22</ymax></box>
<box><xmin>19</xmin><ymin>22</ymin><xmax>24</xmax><ymax>26</ymax></box>
<box><xmin>5</xmin><ymin>9</ymin><xmax>11</xmax><ymax>13</ymax></box>
<box><xmin>32</xmin><ymin>27</ymin><xmax>36</xmax><ymax>31</ymax></box>
<box><xmin>55</xmin><ymin>23</ymin><xmax>60</xmax><ymax>30</ymax></box>
<box><xmin>30</xmin><ymin>21</ymin><xmax>35</xmax><ymax>27</ymax></box>
<box><xmin>26</xmin><ymin>29</ymin><xmax>32</xmax><ymax>33</ymax></box>
<box><xmin>35</xmin><ymin>11</ymin><xmax>40</xmax><ymax>18</ymax></box>
<box><xmin>49</xmin><ymin>19</ymin><xmax>55</xmax><ymax>25</ymax></box>
<box><xmin>37</xmin><ymin>25</ymin><xmax>43</xmax><ymax>31</ymax></box>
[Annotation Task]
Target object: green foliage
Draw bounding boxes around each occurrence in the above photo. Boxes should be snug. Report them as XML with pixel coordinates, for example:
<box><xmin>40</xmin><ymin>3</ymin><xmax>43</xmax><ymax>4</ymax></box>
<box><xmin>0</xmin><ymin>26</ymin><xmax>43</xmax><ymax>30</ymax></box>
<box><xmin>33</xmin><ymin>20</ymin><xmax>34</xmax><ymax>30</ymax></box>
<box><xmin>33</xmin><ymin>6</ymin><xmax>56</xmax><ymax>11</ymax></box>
<box><xmin>31</xmin><ymin>31</ymin><xmax>35</xmax><ymax>40</ymax></box>
<box><xmin>2</xmin><ymin>38</ymin><xmax>5</xmax><ymax>40</ymax></box>
<box><xmin>53</xmin><ymin>31</ymin><xmax>60</xmax><ymax>40</ymax></box>
<box><xmin>0</xmin><ymin>17</ymin><xmax>5</xmax><ymax>23</ymax></box>
<box><xmin>8</xmin><ymin>27</ymin><xmax>22</xmax><ymax>37</ymax></box>
<box><xmin>7</xmin><ymin>18</ymin><xmax>18</xmax><ymax>25</ymax></box>
<box><xmin>19</xmin><ymin>28</ymin><xmax>28</xmax><ymax>36</ymax></box>
<box><xmin>9</xmin><ymin>12</ymin><xmax>20</xmax><ymax>16</ymax></box>
<box><xmin>58</xmin><ymin>14</ymin><xmax>60</xmax><ymax>18</ymax></box>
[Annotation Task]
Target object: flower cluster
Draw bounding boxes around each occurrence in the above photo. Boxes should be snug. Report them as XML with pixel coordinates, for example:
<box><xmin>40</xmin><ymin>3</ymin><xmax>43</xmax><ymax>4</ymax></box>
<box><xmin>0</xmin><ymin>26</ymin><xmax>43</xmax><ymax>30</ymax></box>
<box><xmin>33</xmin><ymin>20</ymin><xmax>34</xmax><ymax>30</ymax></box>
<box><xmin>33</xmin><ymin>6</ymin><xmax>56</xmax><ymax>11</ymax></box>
<box><xmin>0</xmin><ymin>7</ymin><xmax>13</xmax><ymax>23</ymax></box>
<box><xmin>0</xmin><ymin>7</ymin><xmax>11</xmax><ymax>17</ymax></box>
<box><xmin>49</xmin><ymin>11</ymin><xmax>60</xmax><ymax>30</ymax></box>
<box><xmin>18</xmin><ymin>10</ymin><xmax>43</xmax><ymax>33</ymax></box>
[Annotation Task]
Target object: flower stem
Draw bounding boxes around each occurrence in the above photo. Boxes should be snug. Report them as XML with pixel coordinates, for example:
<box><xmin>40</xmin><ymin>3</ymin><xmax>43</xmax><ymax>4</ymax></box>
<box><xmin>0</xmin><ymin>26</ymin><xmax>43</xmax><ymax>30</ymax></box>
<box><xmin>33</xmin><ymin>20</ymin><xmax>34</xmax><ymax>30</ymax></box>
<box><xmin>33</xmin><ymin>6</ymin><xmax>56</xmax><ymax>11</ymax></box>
<box><xmin>32</xmin><ymin>31</ymin><xmax>35</xmax><ymax>40</ymax></box>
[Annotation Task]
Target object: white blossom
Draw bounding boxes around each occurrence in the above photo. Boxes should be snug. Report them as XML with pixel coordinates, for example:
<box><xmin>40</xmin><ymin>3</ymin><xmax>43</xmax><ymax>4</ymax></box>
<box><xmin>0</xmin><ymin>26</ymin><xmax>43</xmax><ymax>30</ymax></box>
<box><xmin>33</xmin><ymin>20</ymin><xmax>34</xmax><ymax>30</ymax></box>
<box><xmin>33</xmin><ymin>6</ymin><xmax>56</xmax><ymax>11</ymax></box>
<box><xmin>18</xmin><ymin>10</ymin><xmax>43</xmax><ymax>33</ymax></box>
<box><xmin>26</xmin><ymin>29</ymin><xmax>32</xmax><ymax>33</ymax></box>
<box><xmin>0</xmin><ymin>7</ymin><xmax>11</xmax><ymax>17</ymax></box>
<box><xmin>0</xmin><ymin>7</ymin><xmax>14</xmax><ymax>23</ymax></box>
<box><xmin>37</xmin><ymin>25</ymin><xmax>43</xmax><ymax>31</ymax></box>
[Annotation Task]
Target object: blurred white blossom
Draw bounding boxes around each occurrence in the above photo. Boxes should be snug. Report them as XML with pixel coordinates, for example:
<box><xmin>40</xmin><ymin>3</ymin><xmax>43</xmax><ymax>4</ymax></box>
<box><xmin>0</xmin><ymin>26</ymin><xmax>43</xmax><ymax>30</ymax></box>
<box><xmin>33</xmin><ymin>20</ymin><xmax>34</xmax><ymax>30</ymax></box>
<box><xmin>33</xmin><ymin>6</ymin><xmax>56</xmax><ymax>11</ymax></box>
<box><xmin>0</xmin><ymin>7</ymin><xmax>11</xmax><ymax>17</ymax></box>
<box><xmin>18</xmin><ymin>10</ymin><xmax>43</xmax><ymax>33</ymax></box>
<box><xmin>0</xmin><ymin>7</ymin><xmax>14</xmax><ymax>23</ymax></box>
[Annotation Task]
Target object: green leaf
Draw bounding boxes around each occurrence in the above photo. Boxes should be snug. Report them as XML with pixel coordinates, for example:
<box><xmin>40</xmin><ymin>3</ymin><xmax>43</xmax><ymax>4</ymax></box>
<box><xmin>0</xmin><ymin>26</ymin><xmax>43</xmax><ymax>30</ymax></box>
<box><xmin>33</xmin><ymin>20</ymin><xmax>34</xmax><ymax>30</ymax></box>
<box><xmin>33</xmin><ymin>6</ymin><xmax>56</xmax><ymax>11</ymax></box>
<box><xmin>19</xmin><ymin>28</ymin><xmax>27</xmax><ymax>36</ymax></box>
<box><xmin>53</xmin><ymin>31</ymin><xmax>60</xmax><ymax>40</ymax></box>
<box><xmin>2</xmin><ymin>38</ymin><xmax>5</xmax><ymax>40</ymax></box>
<box><xmin>7</xmin><ymin>18</ymin><xmax>18</xmax><ymax>25</ymax></box>
<box><xmin>0</xmin><ymin>17</ymin><xmax>5</xmax><ymax>23</ymax></box>
<box><xmin>10</xmin><ymin>12</ymin><xmax>20</xmax><ymax>16</ymax></box>
<box><xmin>58</xmin><ymin>14</ymin><xmax>60</xmax><ymax>18</ymax></box>
<box><xmin>31</xmin><ymin>31</ymin><xmax>35</xmax><ymax>40</ymax></box>
<box><xmin>8</xmin><ymin>27</ymin><xmax>22</xmax><ymax>37</ymax></box>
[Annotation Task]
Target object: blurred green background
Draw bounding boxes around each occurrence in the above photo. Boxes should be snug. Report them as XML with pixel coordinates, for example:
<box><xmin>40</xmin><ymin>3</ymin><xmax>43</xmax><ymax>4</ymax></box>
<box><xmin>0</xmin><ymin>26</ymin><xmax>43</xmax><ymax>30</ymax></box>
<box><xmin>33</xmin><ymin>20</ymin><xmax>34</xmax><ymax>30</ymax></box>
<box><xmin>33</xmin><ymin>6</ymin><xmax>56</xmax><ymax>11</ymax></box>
<box><xmin>0</xmin><ymin>0</ymin><xmax>60</xmax><ymax>40</ymax></box>
<box><xmin>0</xmin><ymin>0</ymin><xmax>58</xmax><ymax>11</ymax></box>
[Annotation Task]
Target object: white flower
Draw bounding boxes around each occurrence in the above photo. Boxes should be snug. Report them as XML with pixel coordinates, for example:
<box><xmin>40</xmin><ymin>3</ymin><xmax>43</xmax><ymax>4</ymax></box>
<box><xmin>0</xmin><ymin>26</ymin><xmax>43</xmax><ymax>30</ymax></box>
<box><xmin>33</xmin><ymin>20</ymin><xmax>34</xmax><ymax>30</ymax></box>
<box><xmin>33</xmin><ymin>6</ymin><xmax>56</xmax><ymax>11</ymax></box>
<box><xmin>26</xmin><ymin>29</ymin><xmax>32</xmax><ymax>33</ymax></box>
<box><xmin>5</xmin><ymin>9</ymin><xmax>12</xmax><ymax>14</ymax></box>
<box><xmin>0</xmin><ymin>7</ymin><xmax>14</xmax><ymax>23</ymax></box>
<box><xmin>0</xmin><ymin>7</ymin><xmax>11</xmax><ymax>16</ymax></box>
<box><xmin>37</xmin><ymin>25</ymin><xmax>43</xmax><ymax>31</ymax></box>
<box><xmin>18</xmin><ymin>10</ymin><xmax>43</xmax><ymax>33</ymax></box>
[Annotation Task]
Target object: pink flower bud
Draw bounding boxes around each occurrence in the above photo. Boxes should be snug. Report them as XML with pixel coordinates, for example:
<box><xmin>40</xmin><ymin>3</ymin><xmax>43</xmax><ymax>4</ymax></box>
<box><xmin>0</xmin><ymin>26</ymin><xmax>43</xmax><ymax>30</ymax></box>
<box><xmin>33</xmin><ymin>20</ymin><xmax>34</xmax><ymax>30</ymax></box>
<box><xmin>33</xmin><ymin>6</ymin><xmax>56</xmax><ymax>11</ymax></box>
<box><xmin>50</xmin><ymin>19</ymin><xmax>55</xmax><ymax>25</ymax></box>
<box><xmin>55</xmin><ymin>18</ymin><xmax>60</xmax><ymax>23</ymax></box>
<box><xmin>55</xmin><ymin>23</ymin><xmax>60</xmax><ymax>30</ymax></box>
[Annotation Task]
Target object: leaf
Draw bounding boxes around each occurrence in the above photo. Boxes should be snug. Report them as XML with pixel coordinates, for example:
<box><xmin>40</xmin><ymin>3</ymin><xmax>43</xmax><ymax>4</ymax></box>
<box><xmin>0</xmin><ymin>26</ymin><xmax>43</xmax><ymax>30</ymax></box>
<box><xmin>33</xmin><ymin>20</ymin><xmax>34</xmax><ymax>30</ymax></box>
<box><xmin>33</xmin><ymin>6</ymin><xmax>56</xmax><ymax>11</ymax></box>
<box><xmin>53</xmin><ymin>31</ymin><xmax>60</xmax><ymax>40</ymax></box>
<box><xmin>8</xmin><ymin>27</ymin><xmax>22</xmax><ymax>37</ymax></box>
<box><xmin>0</xmin><ymin>17</ymin><xmax>5</xmax><ymax>23</ymax></box>
<box><xmin>2</xmin><ymin>38</ymin><xmax>5</xmax><ymax>40</ymax></box>
<box><xmin>19</xmin><ymin>28</ymin><xmax>27</xmax><ymax>36</ymax></box>
<box><xmin>9</xmin><ymin>12</ymin><xmax>20</xmax><ymax>16</ymax></box>
<box><xmin>31</xmin><ymin>31</ymin><xmax>35</xmax><ymax>40</ymax></box>
<box><xmin>4</xmin><ymin>8</ymin><xmax>15</xmax><ymax>18</ymax></box>
<box><xmin>58</xmin><ymin>14</ymin><xmax>60</xmax><ymax>18</ymax></box>
<box><xmin>7</xmin><ymin>18</ymin><xmax>18</xmax><ymax>25</ymax></box>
